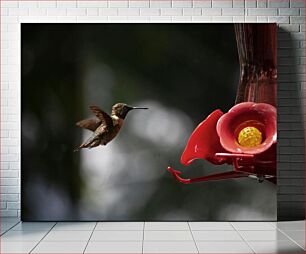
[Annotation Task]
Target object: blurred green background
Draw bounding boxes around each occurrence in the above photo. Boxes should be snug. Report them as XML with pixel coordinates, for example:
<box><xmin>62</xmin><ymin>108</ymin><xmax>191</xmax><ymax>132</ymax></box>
<box><xmin>22</xmin><ymin>24</ymin><xmax>276</xmax><ymax>221</ymax></box>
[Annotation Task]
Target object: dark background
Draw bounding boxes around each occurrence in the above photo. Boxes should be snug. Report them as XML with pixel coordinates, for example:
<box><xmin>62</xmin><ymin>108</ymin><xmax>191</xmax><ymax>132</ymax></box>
<box><xmin>22</xmin><ymin>24</ymin><xmax>276</xmax><ymax>221</ymax></box>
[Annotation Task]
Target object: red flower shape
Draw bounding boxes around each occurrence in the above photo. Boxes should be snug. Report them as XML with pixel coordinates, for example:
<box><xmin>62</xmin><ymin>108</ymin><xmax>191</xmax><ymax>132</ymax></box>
<box><xmin>216</xmin><ymin>102</ymin><xmax>276</xmax><ymax>155</ymax></box>
<box><xmin>180</xmin><ymin>109</ymin><xmax>228</xmax><ymax>166</ymax></box>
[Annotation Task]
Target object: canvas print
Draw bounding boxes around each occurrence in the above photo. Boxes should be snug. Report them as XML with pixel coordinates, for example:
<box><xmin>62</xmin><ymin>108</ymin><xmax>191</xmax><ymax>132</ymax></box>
<box><xmin>22</xmin><ymin>24</ymin><xmax>277</xmax><ymax>221</ymax></box>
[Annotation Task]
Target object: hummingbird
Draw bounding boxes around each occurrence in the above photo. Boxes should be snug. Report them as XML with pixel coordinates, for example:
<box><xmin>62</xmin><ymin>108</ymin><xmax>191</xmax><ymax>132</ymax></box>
<box><xmin>74</xmin><ymin>103</ymin><xmax>148</xmax><ymax>151</ymax></box>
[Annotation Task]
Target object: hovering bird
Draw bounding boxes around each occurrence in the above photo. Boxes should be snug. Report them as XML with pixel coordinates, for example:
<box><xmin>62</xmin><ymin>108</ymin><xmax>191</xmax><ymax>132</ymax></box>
<box><xmin>74</xmin><ymin>103</ymin><xmax>148</xmax><ymax>151</ymax></box>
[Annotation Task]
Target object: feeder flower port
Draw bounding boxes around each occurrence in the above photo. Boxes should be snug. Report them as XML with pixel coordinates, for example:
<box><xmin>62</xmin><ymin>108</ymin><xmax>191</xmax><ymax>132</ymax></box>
<box><xmin>167</xmin><ymin>102</ymin><xmax>276</xmax><ymax>184</ymax></box>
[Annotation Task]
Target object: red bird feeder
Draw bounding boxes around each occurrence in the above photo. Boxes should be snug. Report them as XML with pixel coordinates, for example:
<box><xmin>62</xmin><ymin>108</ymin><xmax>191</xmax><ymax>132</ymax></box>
<box><xmin>166</xmin><ymin>24</ymin><xmax>277</xmax><ymax>184</ymax></box>
<box><xmin>167</xmin><ymin>102</ymin><xmax>276</xmax><ymax>184</ymax></box>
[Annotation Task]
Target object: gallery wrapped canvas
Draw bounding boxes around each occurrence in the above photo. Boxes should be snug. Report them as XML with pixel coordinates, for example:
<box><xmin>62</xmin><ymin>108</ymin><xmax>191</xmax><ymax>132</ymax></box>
<box><xmin>22</xmin><ymin>24</ymin><xmax>276</xmax><ymax>221</ymax></box>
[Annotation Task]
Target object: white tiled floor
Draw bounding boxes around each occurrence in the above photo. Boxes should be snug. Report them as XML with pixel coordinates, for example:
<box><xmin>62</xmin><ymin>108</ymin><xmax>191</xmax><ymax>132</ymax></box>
<box><xmin>238</xmin><ymin>230</ymin><xmax>289</xmax><ymax>241</ymax></box>
<box><xmin>0</xmin><ymin>219</ymin><xmax>304</xmax><ymax>253</ymax></box>
<box><xmin>43</xmin><ymin>230</ymin><xmax>92</xmax><ymax>241</ymax></box>
<box><xmin>144</xmin><ymin>230</ymin><xmax>193</xmax><ymax>241</ymax></box>
<box><xmin>95</xmin><ymin>222</ymin><xmax>144</xmax><ymax>231</ymax></box>
<box><xmin>192</xmin><ymin>230</ymin><xmax>243</xmax><ymax>241</ymax></box>
<box><xmin>197</xmin><ymin>241</ymin><xmax>252</xmax><ymax>253</ymax></box>
<box><xmin>91</xmin><ymin>230</ymin><xmax>143</xmax><ymax>241</ymax></box>
<box><xmin>32</xmin><ymin>241</ymin><xmax>88</xmax><ymax>254</ymax></box>
<box><xmin>52</xmin><ymin>222</ymin><xmax>96</xmax><ymax>231</ymax></box>
<box><xmin>86</xmin><ymin>241</ymin><xmax>143</xmax><ymax>253</ymax></box>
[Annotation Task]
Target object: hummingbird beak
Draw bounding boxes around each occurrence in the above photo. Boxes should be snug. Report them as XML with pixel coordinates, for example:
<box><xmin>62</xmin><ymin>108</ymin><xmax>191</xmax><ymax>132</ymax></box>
<box><xmin>129</xmin><ymin>106</ymin><xmax>148</xmax><ymax>110</ymax></box>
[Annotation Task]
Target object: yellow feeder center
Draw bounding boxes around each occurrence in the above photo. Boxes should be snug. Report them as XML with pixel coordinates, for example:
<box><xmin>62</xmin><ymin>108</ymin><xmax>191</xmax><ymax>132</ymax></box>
<box><xmin>238</xmin><ymin>126</ymin><xmax>262</xmax><ymax>147</ymax></box>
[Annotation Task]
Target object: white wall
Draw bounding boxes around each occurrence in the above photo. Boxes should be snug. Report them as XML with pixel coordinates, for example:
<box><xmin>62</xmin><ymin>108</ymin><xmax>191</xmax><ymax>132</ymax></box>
<box><xmin>1</xmin><ymin>0</ymin><xmax>305</xmax><ymax>218</ymax></box>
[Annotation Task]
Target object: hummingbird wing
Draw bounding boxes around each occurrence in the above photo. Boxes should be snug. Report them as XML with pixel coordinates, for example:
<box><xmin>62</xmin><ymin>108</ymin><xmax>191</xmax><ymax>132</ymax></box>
<box><xmin>76</xmin><ymin>118</ymin><xmax>101</xmax><ymax>132</ymax></box>
<box><xmin>89</xmin><ymin>105</ymin><xmax>113</xmax><ymax>128</ymax></box>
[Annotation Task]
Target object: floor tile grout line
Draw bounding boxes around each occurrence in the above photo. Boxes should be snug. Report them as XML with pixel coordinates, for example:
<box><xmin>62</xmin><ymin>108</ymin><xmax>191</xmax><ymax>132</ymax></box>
<box><xmin>141</xmin><ymin>229</ymin><xmax>191</xmax><ymax>231</ymax></box>
<box><xmin>0</xmin><ymin>220</ymin><xmax>21</xmax><ymax>236</ymax></box>
<box><xmin>276</xmin><ymin>227</ymin><xmax>305</xmax><ymax>251</ymax></box>
<box><xmin>187</xmin><ymin>222</ymin><xmax>200</xmax><ymax>254</ymax></box>
<box><xmin>141</xmin><ymin>221</ymin><xmax>145</xmax><ymax>254</ymax></box>
<box><xmin>229</xmin><ymin>222</ymin><xmax>256</xmax><ymax>254</ymax></box>
<box><xmin>268</xmin><ymin>222</ymin><xmax>277</xmax><ymax>229</ymax></box>
<box><xmin>83</xmin><ymin>222</ymin><xmax>98</xmax><ymax>254</ymax></box>
<box><xmin>29</xmin><ymin>222</ymin><xmax>57</xmax><ymax>254</ymax></box>
<box><xmin>83</xmin><ymin>240</ymin><xmax>227</xmax><ymax>242</ymax></box>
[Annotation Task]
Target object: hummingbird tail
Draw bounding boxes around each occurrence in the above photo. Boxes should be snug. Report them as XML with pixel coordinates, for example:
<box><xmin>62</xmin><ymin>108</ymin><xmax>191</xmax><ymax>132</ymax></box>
<box><xmin>74</xmin><ymin>135</ymin><xmax>100</xmax><ymax>152</ymax></box>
